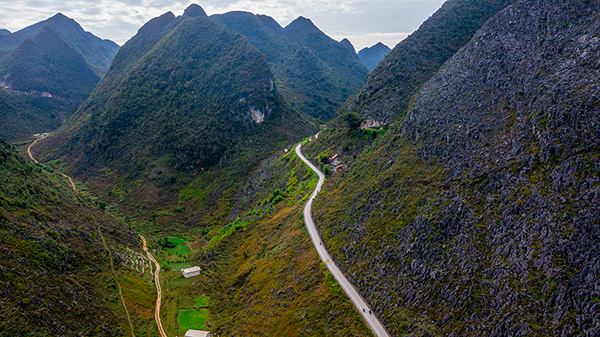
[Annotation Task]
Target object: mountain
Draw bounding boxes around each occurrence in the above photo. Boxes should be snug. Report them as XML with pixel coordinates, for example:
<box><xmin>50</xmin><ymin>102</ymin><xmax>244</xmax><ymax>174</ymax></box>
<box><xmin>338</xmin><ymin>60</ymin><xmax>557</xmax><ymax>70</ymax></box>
<box><xmin>0</xmin><ymin>26</ymin><xmax>100</xmax><ymax>99</ymax></box>
<box><xmin>343</xmin><ymin>0</ymin><xmax>517</xmax><ymax>126</ymax></box>
<box><xmin>303</xmin><ymin>0</ymin><xmax>600</xmax><ymax>335</ymax></box>
<box><xmin>0</xmin><ymin>88</ymin><xmax>78</xmax><ymax>141</ymax></box>
<box><xmin>0</xmin><ymin>14</ymin><xmax>119</xmax><ymax>142</ymax></box>
<box><xmin>0</xmin><ymin>13</ymin><xmax>119</xmax><ymax>75</ymax></box>
<box><xmin>357</xmin><ymin>42</ymin><xmax>390</xmax><ymax>71</ymax></box>
<box><xmin>44</xmin><ymin>5</ymin><xmax>310</xmax><ymax>188</ymax></box>
<box><xmin>340</xmin><ymin>38</ymin><xmax>357</xmax><ymax>55</ymax></box>
<box><xmin>0</xmin><ymin>137</ymin><xmax>140</xmax><ymax>335</ymax></box>
<box><xmin>0</xmin><ymin>29</ymin><xmax>10</xmax><ymax>37</ymax></box>
<box><xmin>211</xmin><ymin>12</ymin><xmax>368</xmax><ymax>120</ymax></box>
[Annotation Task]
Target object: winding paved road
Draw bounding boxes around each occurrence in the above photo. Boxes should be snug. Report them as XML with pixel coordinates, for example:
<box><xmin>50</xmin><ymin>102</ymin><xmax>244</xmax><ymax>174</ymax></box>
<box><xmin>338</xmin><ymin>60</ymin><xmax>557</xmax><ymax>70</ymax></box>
<box><xmin>295</xmin><ymin>142</ymin><xmax>391</xmax><ymax>337</ymax></box>
<box><xmin>139</xmin><ymin>234</ymin><xmax>167</xmax><ymax>337</ymax></box>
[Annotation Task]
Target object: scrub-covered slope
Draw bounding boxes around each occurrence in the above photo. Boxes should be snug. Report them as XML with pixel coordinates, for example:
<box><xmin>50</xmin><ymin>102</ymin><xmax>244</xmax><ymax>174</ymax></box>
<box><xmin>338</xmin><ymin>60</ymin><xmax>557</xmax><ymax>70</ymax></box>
<box><xmin>306</xmin><ymin>0</ymin><xmax>600</xmax><ymax>335</ymax></box>
<box><xmin>0</xmin><ymin>138</ymin><xmax>139</xmax><ymax>335</ymax></box>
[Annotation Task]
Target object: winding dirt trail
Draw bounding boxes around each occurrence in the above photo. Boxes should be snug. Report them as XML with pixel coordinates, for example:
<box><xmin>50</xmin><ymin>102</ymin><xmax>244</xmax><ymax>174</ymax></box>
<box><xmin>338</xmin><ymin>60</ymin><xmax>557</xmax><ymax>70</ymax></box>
<box><xmin>139</xmin><ymin>234</ymin><xmax>167</xmax><ymax>337</ymax></box>
<box><xmin>28</xmin><ymin>135</ymin><xmax>135</xmax><ymax>334</ymax></box>
<box><xmin>27</xmin><ymin>134</ymin><xmax>76</xmax><ymax>191</ymax></box>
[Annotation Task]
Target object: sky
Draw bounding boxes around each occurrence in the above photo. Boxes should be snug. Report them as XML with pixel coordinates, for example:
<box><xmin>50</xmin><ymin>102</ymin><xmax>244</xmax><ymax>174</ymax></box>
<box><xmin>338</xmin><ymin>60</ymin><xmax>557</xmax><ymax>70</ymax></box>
<box><xmin>0</xmin><ymin>0</ymin><xmax>446</xmax><ymax>50</ymax></box>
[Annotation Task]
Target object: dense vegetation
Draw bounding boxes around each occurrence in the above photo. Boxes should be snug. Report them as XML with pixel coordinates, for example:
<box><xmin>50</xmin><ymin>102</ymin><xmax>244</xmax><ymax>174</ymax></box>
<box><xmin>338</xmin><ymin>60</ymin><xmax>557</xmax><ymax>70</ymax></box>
<box><xmin>343</xmin><ymin>0</ymin><xmax>516</xmax><ymax>125</ymax></box>
<box><xmin>304</xmin><ymin>0</ymin><xmax>600</xmax><ymax>335</ymax></box>
<box><xmin>0</xmin><ymin>88</ymin><xmax>78</xmax><ymax>141</ymax></box>
<box><xmin>47</xmin><ymin>6</ymin><xmax>309</xmax><ymax>181</ymax></box>
<box><xmin>0</xmin><ymin>26</ymin><xmax>99</xmax><ymax>99</ymax></box>
<box><xmin>0</xmin><ymin>138</ymin><xmax>143</xmax><ymax>335</ymax></box>
<box><xmin>95</xmin><ymin>139</ymin><xmax>374</xmax><ymax>336</ymax></box>
<box><xmin>212</xmin><ymin>12</ymin><xmax>368</xmax><ymax>121</ymax></box>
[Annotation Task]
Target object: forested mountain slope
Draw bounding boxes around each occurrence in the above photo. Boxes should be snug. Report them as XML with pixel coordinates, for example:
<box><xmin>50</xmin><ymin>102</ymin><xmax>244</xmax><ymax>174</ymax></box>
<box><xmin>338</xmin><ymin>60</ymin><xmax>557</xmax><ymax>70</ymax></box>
<box><xmin>0</xmin><ymin>138</ymin><xmax>139</xmax><ymax>335</ymax></box>
<box><xmin>0</xmin><ymin>14</ymin><xmax>118</xmax><ymax>142</ymax></box>
<box><xmin>39</xmin><ymin>5</ymin><xmax>312</xmax><ymax>202</ymax></box>
<box><xmin>305</xmin><ymin>0</ymin><xmax>600</xmax><ymax>335</ymax></box>
<box><xmin>343</xmin><ymin>0</ymin><xmax>516</xmax><ymax>126</ymax></box>
<box><xmin>0</xmin><ymin>26</ymin><xmax>99</xmax><ymax>99</ymax></box>
<box><xmin>211</xmin><ymin>12</ymin><xmax>368</xmax><ymax>121</ymax></box>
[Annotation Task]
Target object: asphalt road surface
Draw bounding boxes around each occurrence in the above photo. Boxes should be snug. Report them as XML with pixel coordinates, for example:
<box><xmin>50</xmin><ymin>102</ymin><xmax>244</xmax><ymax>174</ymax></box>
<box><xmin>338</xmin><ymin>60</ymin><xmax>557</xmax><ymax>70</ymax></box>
<box><xmin>295</xmin><ymin>142</ymin><xmax>390</xmax><ymax>337</ymax></box>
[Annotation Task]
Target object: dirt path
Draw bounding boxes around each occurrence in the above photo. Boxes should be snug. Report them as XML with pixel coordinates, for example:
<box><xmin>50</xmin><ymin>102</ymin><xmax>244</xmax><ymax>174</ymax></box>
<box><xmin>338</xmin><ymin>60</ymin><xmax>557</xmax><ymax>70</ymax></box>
<box><xmin>94</xmin><ymin>216</ymin><xmax>136</xmax><ymax>337</ymax></box>
<box><xmin>27</xmin><ymin>134</ymin><xmax>77</xmax><ymax>191</ymax></box>
<box><xmin>29</xmin><ymin>137</ymin><xmax>134</xmax><ymax>334</ymax></box>
<box><xmin>139</xmin><ymin>234</ymin><xmax>167</xmax><ymax>337</ymax></box>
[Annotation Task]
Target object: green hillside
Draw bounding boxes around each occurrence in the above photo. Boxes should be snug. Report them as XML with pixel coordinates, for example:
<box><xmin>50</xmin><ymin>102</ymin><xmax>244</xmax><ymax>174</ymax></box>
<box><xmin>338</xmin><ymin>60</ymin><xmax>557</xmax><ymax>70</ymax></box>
<box><xmin>0</xmin><ymin>88</ymin><xmax>78</xmax><ymax>142</ymax></box>
<box><xmin>212</xmin><ymin>12</ymin><xmax>368</xmax><ymax>121</ymax></box>
<box><xmin>0</xmin><ymin>26</ymin><xmax>99</xmax><ymax>99</ymax></box>
<box><xmin>0</xmin><ymin>137</ymin><xmax>147</xmax><ymax>335</ymax></box>
<box><xmin>344</xmin><ymin>0</ymin><xmax>516</xmax><ymax>125</ymax></box>
<box><xmin>0</xmin><ymin>14</ymin><xmax>119</xmax><ymax>142</ymax></box>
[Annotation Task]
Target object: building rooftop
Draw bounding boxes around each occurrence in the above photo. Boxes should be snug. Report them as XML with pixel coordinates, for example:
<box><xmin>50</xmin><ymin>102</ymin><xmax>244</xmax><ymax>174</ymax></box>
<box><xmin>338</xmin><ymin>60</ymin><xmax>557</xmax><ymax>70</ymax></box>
<box><xmin>184</xmin><ymin>330</ymin><xmax>210</xmax><ymax>337</ymax></box>
<box><xmin>182</xmin><ymin>266</ymin><xmax>201</xmax><ymax>274</ymax></box>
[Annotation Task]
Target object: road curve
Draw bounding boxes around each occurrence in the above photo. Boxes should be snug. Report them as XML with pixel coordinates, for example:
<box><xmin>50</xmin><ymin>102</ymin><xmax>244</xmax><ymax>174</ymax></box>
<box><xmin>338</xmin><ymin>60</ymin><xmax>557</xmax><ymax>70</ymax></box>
<box><xmin>139</xmin><ymin>234</ymin><xmax>167</xmax><ymax>337</ymax></box>
<box><xmin>295</xmin><ymin>143</ymin><xmax>391</xmax><ymax>337</ymax></box>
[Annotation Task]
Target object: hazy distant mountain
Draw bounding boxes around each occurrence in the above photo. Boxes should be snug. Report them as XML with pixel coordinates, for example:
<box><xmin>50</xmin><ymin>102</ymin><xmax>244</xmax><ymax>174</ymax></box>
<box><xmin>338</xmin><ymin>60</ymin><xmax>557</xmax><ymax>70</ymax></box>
<box><xmin>0</xmin><ymin>29</ymin><xmax>10</xmax><ymax>37</ymax></box>
<box><xmin>1</xmin><ymin>26</ymin><xmax>99</xmax><ymax>99</ymax></box>
<box><xmin>358</xmin><ymin>42</ymin><xmax>391</xmax><ymax>71</ymax></box>
<box><xmin>211</xmin><ymin>12</ymin><xmax>368</xmax><ymax>120</ymax></box>
<box><xmin>0</xmin><ymin>13</ymin><xmax>118</xmax><ymax>75</ymax></box>
<box><xmin>0</xmin><ymin>14</ymin><xmax>117</xmax><ymax>141</ymax></box>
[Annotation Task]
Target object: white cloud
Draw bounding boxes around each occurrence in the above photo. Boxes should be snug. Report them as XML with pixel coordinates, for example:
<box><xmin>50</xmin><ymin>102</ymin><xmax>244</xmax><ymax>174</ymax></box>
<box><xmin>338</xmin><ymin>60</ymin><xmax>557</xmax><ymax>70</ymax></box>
<box><xmin>0</xmin><ymin>0</ymin><xmax>444</xmax><ymax>46</ymax></box>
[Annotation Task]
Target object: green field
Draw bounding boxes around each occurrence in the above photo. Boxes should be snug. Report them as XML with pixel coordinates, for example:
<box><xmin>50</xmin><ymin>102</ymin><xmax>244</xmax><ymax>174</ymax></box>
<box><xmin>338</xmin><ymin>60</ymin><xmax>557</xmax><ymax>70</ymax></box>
<box><xmin>194</xmin><ymin>296</ymin><xmax>210</xmax><ymax>308</ymax></box>
<box><xmin>178</xmin><ymin>309</ymin><xmax>209</xmax><ymax>334</ymax></box>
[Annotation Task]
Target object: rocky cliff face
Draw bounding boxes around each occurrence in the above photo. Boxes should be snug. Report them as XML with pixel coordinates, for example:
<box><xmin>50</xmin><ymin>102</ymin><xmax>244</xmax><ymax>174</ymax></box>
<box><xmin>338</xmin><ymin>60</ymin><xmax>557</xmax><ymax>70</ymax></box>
<box><xmin>311</xmin><ymin>0</ymin><xmax>600</xmax><ymax>335</ymax></box>
<box><xmin>343</xmin><ymin>0</ymin><xmax>516</xmax><ymax>126</ymax></box>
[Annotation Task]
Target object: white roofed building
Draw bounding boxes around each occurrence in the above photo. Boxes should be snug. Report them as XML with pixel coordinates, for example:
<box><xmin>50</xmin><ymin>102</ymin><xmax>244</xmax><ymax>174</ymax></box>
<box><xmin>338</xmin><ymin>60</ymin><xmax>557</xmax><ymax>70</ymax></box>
<box><xmin>182</xmin><ymin>266</ymin><xmax>201</xmax><ymax>278</ymax></box>
<box><xmin>184</xmin><ymin>330</ymin><xmax>210</xmax><ymax>337</ymax></box>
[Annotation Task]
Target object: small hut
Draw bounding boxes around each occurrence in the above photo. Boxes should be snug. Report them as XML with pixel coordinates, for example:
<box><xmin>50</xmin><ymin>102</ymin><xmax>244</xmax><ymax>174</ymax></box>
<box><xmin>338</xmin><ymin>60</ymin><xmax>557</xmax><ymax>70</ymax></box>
<box><xmin>182</xmin><ymin>266</ymin><xmax>201</xmax><ymax>278</ymax></box>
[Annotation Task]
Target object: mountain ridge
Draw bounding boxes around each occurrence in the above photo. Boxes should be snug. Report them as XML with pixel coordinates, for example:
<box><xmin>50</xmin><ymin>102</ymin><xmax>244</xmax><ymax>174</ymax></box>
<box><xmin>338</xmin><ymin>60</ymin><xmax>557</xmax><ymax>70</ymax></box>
<box><xmin>358</xmin><ymin>42</ymin><xmax>391</xmax><ymax>71</ymax></box>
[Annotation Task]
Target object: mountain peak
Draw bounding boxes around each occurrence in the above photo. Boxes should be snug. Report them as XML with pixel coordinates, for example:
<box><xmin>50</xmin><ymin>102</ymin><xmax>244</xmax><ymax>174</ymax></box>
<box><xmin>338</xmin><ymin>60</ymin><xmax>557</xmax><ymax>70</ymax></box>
<box><xmin>49</xmin><ymin>12</ymin><xmax>71</xmax><ymax>22</ymax></box>
<box><xmin>340</xmin><ymin>38</ymin><xmax>357</xmax><ymax>55</ymax></box>
<box><xmin>0</xmin><ymin>29</ymin><xmax>10</xmax><ymax>36</ymax></box>
<box><xmin>183</xmin><ymin>4</ymin><xmax>207</xmax><ymax>18</ymax></box>
<box><xmin>285</xmin><ymin>16</ymin><xmax>318</xmax><ymax>32</ymax></box>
